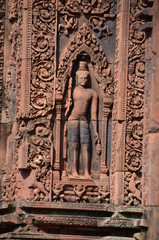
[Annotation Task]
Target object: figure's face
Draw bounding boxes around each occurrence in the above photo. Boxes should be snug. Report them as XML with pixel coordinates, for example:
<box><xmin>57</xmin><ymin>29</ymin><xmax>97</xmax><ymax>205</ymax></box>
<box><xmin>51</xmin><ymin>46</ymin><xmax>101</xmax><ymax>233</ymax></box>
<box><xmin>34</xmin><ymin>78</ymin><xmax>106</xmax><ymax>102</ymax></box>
<box><xmin>77</xmin><ymin>185</ymin><xmax>82</xmax><ymax>191</ymax></box>
<box><xmin>76</xmin><ymin>71</ymin><xmax>89</xmax><ymax>87</ymax></box>
<box><xmin>56</xmin><ymin>184</ymin><xmax>61</xmax><ymax>190</ymax></box>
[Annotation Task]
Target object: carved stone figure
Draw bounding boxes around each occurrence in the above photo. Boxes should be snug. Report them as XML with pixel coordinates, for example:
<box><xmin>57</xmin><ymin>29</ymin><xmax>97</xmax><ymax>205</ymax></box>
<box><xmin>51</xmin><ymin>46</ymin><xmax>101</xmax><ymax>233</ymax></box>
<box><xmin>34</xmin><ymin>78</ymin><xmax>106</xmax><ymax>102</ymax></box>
<box><xmin>73</xmin><ymin>185</ymin><xmax>88</xmax><ymax>202</ymax></box>
<box><xmin>67</xmin><ymin>61</ymin><xmax>101</xmax><ymax>179</ymax></box>
<box><xmin>98</xmin><ymin>186</ymin><xmax>109</xmax><ymax>203</ymax></box>
<box><xmin>59</xmin><ymin>15</ymin><xmax>78</xmax><ymax>37</ymax></box>
<box><xmin>53</xmin><ymin>184</ymin><xmax>64</xmax><ymax>202</ymax></box>
<box><xmin>127</xmin><ymin>173</ymin><xmax>142</xmax><ymax>206</ymax></box>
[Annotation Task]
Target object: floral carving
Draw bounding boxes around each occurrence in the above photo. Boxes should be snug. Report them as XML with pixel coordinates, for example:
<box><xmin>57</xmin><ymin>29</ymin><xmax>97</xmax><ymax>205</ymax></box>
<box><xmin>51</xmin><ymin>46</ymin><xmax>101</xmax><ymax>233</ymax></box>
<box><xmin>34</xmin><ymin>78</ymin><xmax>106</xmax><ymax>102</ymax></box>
<box><xmin>8</xmin><ymin>0</ymin><xmax>18</xmax><ymax>22</ymax></box>
<box><xmin>60</xmin><ymin>0</ymin><xmax>115</xmax><ymax>15</ymax></box>
<box><xmin>30</xmin><ymin>61</ymin><xmax>54</xmax><ymax>117</ymax></box>
<box><xmin>4</xmin><ymin>0</ymin><xmax>20</xmax><ymax>120</ymax></box>
<box><xmin>2</xmin><ymin>0</ymin><xmax>23</xmax><ymax>201</ymax></box>
<box><xmin>14</xmin><ymin>118</ymin><xmax>51</xmax><ymax>165</ymax></box>
<box><xmin>2</xmin><ymin>117</ymin><xmax>52</xmax><ymax>201</ymax></box>
<box><xmin>58</xmin><ymin>23</ymin><xmax>113</xmax><ymax>98</ymax></box>
<box><xmin>64</xmin><ymin>0</ymin><xmax>79</xmax><ymax>13</ymax></box>
<box><xmin>31</xmin><ymin>0</ymin><xmax>56</xmax><ymax>118</ymax></box>
<box><xmin>59</xmin><ymin>0</ymin><xmax>116</xmax><ymax>39</ymax></box>
<box><xmin>33</xmin><ymin>0</ymin><xmax>56</xmax><ymax>30</ymax></box>
<box><xmin>124</xmin><ymin>0</ymin><xmax>150</xmax><ymax>206</ymax></box>
<box><xmin>2</xmin><ymin>0</ymin><xmax>116</xmax><ymax>205</ymax></box>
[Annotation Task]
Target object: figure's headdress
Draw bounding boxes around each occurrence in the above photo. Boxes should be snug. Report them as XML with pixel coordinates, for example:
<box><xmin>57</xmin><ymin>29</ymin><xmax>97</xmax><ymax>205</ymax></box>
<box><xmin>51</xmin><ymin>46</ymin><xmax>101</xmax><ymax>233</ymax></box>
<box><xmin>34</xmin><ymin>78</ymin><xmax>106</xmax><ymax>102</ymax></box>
<box><xmin>76</xmin><ymin>61</ymin><xmax>89</xmax><ymax>76</ymax></box>
<box><xmin>76</xmin><ymin>61</ymin><xmax>90</xmax><ymax>85</ymax></box>
<box><xmin>78</xmin><ymin>61</ymin><xmax>88</xmax><ymax>72</ymax></box>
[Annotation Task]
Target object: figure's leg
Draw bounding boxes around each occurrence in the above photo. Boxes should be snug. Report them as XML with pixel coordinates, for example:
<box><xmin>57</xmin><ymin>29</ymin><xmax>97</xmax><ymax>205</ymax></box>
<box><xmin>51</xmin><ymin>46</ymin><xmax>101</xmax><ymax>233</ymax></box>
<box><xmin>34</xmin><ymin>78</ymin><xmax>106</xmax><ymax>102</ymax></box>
<box><xmin>80</xmin><ymin>121</ymin><xmax>91</xmax><ymax>178</ymax></box>
<box><xmin>135</xmin><ymin>189</ymin><xmax>142</xmax><ymax>202</ymax></box>
<box><xmin>71</xmin><ymin>142</ymin><xmax>79</xmax><ymax>177</ymax></box>
<box><xmin>81</xmin><ymin>143</ymin><xmax>91</xmax><ymax>178</ymax></box>
<box><xmin>68</xmin><ymin>120</ymin><xmax>79</xmax><ymax>177</ymax></box>
<box><xmin>128</xmin><ymin>193</ymin><xmax>134</xmax><ymax>205</ymax></box>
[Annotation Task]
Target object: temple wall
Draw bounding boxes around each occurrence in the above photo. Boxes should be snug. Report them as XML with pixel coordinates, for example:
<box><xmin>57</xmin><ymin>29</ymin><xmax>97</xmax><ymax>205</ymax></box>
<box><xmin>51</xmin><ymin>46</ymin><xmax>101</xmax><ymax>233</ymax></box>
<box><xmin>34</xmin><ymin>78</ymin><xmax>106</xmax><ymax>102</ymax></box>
<box><xmin>0</xmin><ymin>0</ymin><xmax>159</xmax><ymax>239</ymax></box>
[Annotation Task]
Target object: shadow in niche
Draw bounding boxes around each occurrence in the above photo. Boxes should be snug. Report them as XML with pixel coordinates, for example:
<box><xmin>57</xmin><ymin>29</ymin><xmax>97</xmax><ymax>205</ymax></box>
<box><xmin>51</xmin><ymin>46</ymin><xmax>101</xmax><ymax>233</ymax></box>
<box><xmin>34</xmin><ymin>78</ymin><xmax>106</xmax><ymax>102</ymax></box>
<box><xmin>38</xmin><ymin>225</ymin><xmax>139</xmax><ymax>238</ymax></box>
<box><xmin>20</xmin><ymin>169</ymin><xmax>31</xmax><ymax>180</ymax></box>
<box><xmin>106</xmin><ymin>111</ymin><xmax>112</xmax><ymax>170</ymax></box>
<box><xmin>61</xmin><ymin>53</ymin><xmax>103</xmax><ymax>180</ymax></box>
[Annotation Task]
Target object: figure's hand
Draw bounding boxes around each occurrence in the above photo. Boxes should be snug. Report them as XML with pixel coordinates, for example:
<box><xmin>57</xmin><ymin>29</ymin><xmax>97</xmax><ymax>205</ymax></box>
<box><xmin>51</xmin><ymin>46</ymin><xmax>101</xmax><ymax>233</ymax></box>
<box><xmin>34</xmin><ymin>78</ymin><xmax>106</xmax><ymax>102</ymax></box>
<box><xmin>96</xmin><ymin>142</ymin><xmax>102</xmax><ymax>155</ymax></box>
<box><xmin>94</xmin><ymin>131</ymin><xmax>100</xmax><ymax>144</ymax></box>
<box><xmin>65</xmin><ymin>98</ymin><xmax>72</xmax><ymax>108</ymax></box>
<box><xmin>94</xmin><ymin>132</ymin><xmax>102</xmax><ymax>155</ymax></box>
<box><xmin>65</xmin><ymin>98</ymin><xmax>72</xmax><ymax>117</ymax></box>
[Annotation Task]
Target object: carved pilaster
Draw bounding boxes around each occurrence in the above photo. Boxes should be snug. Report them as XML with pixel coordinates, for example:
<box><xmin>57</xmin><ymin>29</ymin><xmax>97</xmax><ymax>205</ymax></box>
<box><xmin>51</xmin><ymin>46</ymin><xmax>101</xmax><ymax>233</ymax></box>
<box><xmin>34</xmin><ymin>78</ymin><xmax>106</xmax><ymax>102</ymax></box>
<box><xmin>0</xmin><ymin>0</ymin><xmax>5</xmax><ymax>122</ymax></box>
<box><xmin>21</xmin><ymin>0</ymin><xmax>32</xmax><ymax>117</ymax></box>
<box><xmin>100</xmin><ymin>97</ymin><xmax>112</xmax><ymax>184</ymax></box>
<box><xmin>54</xmin><ymin>96</ymin><xmax>63</xmax><ymax>180</ymax></box>
<box><xmin>111</xmin><ymin>0</ymin><xmax>130</xmax><ymax>205</ymax></box>
<box><xmin>117</xmin><ymin>0</ymin><xmax>130</xmax><ymax>121</ymax></box>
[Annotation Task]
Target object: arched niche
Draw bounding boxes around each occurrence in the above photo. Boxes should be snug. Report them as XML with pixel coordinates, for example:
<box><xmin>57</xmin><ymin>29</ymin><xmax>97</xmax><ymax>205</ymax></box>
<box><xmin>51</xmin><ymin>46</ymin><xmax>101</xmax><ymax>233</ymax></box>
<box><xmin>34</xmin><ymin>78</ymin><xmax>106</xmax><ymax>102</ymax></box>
<box><xmin>53</xmin><ymin>24</ymin><xmax>113</xmax><ymax>203</ymax></box>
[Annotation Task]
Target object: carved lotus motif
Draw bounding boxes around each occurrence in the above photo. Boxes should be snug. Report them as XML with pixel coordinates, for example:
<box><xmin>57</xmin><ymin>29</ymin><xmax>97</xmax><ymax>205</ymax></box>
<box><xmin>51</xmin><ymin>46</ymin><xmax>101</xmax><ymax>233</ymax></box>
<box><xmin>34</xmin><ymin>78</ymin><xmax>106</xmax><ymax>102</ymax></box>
<box><xmin>32</xmin><ymin>94</ymin><xmax>47</xmax><ymax>110</ymax></box>
<box><xmin>40</xmin><ymin>2</ymin><xmax>55</xmax><ymax>18</ymax></box>
<box><xmin>38</xmin><ymin>67</ymin><xmax>54</xmax><ymax>82</ymax></box>
<box><xmin>36</xmin><ymin>126</ymin><xmax>50</xmax><ymax>137</ymax></box>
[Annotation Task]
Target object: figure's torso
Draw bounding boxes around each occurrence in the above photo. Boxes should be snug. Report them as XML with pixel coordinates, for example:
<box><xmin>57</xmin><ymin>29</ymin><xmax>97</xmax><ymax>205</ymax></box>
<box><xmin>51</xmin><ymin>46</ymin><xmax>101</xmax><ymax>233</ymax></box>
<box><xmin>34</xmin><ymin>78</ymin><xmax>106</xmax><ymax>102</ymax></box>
<box><xmin>68</xmin><ymin>86</ymin><xmax>95</xmax><ymax>121</ymax></box>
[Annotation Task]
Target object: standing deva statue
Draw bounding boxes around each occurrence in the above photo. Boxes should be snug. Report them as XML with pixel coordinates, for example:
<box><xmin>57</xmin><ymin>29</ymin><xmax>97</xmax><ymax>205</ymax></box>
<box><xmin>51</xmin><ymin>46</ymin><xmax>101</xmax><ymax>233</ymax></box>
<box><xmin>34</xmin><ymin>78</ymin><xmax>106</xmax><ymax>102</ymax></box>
<box><xmin>65</xmin><ymin>61</ymin><xmax>101</xmax><ymax>179</ymax></box>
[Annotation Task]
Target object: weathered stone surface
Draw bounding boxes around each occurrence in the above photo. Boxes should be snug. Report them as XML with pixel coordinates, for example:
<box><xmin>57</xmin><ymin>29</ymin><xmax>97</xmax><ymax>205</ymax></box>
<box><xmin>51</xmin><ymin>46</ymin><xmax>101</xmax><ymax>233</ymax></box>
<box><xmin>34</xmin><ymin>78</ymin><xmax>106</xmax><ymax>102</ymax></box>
<box><xmin>0</xmin><ymin>0</ymin><xmax>159</xmax><ymax>239</ymax></box>
<box><xmin>148</xmin><ymin>133</ymin><xmax>159</xmax><ymax>206</ymax></box>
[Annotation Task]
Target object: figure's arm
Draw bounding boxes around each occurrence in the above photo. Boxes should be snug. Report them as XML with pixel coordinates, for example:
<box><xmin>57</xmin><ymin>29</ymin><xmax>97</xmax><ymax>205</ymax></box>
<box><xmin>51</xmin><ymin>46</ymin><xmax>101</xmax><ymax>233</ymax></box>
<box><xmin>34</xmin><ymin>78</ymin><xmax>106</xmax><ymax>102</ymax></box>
<box><xmin>91</xmin><ymin>91</ymin><xmax>98</xmax><ymax>121</ymax></box>
<box><xmin>91</xmin><ymin>91</ymin><xmax>98</xmax><ymax>138</ymax></box>
<box><xmin>81</xmin><ymin>186</ymin><xmax>86</xmax><ymax>195</ymax></box>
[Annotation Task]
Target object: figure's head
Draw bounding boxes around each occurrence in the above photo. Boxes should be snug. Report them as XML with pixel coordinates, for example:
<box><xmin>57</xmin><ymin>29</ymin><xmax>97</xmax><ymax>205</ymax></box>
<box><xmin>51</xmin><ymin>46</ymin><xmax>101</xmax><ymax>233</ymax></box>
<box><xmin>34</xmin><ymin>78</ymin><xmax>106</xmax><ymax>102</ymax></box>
<box><xmin>76</xmin><ymin>185</ymin><xmax>83</xmax><ymax>191</ymax></box>
<box><xmin>55</xmin><ymin>183</ymin><xmax>61</xmax><ymax>190</ymax></box>
<box><xmin>76</xmin><ymin>61</ymin><xmax>90</xmax><ymax>87</ymax></box>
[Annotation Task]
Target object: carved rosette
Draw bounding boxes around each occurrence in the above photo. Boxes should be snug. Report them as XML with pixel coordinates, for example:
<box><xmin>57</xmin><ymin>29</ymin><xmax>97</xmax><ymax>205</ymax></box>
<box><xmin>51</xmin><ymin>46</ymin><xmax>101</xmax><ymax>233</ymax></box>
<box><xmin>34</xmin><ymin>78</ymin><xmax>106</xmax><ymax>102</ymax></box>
<box><xmin>124</xmin><ymin>0</ymin><xmax>150</xmax><ymax>206</ymax></box>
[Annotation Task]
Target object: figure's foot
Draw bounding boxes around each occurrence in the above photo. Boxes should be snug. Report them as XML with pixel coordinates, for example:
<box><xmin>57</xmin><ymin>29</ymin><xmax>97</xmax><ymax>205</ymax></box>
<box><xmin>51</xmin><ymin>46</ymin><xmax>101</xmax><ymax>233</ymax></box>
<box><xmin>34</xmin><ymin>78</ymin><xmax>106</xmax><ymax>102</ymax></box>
<box><xmin>72</xmin><ymin>171</ymin><xmax>79</xmax><ymax>178</ymax></box>
<box><xmin>84</xmin><ymin>172</ymin><xmax>92</xmax><ymax>180</ymax></box>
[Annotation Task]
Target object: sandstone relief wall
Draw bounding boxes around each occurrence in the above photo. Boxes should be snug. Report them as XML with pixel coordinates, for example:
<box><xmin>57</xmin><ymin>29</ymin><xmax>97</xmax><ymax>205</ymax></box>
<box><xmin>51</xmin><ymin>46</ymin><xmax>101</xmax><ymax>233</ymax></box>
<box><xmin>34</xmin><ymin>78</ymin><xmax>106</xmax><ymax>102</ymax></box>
<box><xmin>0</xmin><ymin>0</ymin><xmax>158</xmax><ymax>239</ymax></box>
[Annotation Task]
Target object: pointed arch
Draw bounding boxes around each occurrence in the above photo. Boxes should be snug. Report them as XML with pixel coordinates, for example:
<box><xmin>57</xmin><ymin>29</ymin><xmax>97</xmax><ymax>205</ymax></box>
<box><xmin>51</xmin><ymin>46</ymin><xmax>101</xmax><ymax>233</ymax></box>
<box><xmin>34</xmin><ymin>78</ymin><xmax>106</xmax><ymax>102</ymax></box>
<box><xmin>57</xmin><ymin>23</ymin><xmax>113</xmax><ymax>98</ymax></box>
